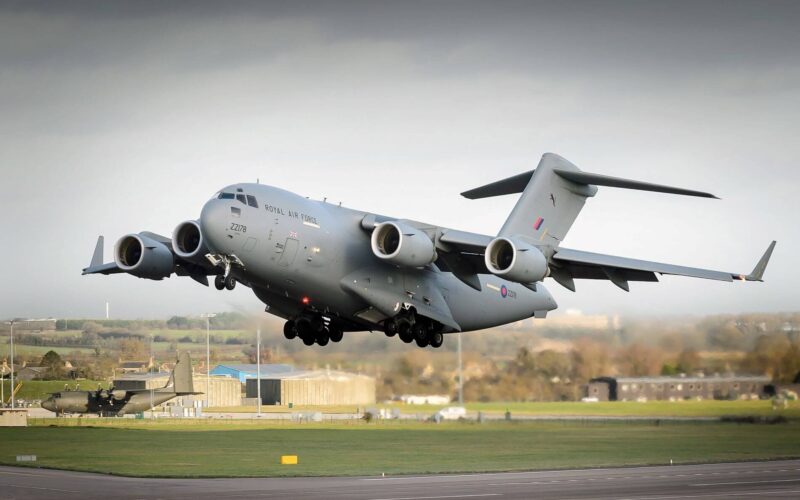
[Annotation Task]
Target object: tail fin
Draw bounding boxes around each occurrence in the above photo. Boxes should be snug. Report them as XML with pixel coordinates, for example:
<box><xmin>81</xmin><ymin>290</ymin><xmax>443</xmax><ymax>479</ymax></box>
<box><xmin>462</xmin><ymin>153</ymin><xmax>717</xmax><ymax>248</ymax></box>
<box><xmin>167</xmin><ymin>352</ymin><xmax>194</xmax><ymax>394</ymax></box>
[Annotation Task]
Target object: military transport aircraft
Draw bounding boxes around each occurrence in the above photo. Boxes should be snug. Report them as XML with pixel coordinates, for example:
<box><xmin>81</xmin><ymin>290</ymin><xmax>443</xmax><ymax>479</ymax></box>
<box><xmin>42</xmin><ymin>352</ymin><xmax>198</xmax><ymax>416</ymax></box>
<box><xmin>83</xmin><ymin>153</ymin><xmax>775</xmax><ymax>349</ymax></box>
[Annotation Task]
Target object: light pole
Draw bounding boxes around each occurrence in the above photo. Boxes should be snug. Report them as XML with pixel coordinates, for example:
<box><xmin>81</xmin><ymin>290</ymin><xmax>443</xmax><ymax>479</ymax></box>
<box><xmin>256</xmin><ymin>325</ymin><xmax>262</xmax><ymax>417</ymax></box>
<box><xmin>201</xmin><ymin>313</ymin><xmax>216</xmax><ymax>408</ymax></box>
<box><xmin>457</xmin><ymin>331</ymin><xmax>463</xmax><ymax>406</ymax></box>
<box><xmin>9</xmin><ymin>321</ymin><xmax>15</xmax><ymax>410</ymax></box>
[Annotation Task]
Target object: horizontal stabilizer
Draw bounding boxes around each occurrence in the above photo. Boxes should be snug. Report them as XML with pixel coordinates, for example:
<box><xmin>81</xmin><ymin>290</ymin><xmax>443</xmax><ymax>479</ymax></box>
<box><xmin>553</xmin><ymin>169</ymin><xmax>718</xmax><ymax>199</ymax></box>
<box><xmin>461</xmin><ymin>171</ymin><xmax>534</xmax><ymax>199</ymax></box>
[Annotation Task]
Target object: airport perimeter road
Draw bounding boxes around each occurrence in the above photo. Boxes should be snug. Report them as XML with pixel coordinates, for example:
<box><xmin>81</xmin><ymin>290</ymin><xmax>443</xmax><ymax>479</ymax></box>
<box><xmin>1</xmin><ymin>460</ymin><xmax>799</xmax><ymax>500</ymax></box>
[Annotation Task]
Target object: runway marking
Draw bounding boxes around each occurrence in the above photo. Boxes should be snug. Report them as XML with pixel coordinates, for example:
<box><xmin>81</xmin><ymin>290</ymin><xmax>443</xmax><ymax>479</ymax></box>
<box><xmin>0</xmin><ymin>470</ymin><xmax>43</xmax><ymax>477</ymax></box>
<box><xmin>691</xmin><ymin>478</ymin><xmax>800</xmax><ymax>487</ymax></box>
<box><xmin>369</xmin><ymin>494</ymin><xmax>501</xmax><ymax>500</ymax></box>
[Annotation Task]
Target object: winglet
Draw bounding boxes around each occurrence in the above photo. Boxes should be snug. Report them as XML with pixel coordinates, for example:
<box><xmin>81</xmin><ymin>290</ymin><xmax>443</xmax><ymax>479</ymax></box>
<box><xmin>90</xmin><ymin>236</ymin><xmax>104</xmax><ymax>267</ymax></box>
<box><xmin>743</xmin><ymin>241</ymin><xmax>776</xmax><ymax>282</ymax></box>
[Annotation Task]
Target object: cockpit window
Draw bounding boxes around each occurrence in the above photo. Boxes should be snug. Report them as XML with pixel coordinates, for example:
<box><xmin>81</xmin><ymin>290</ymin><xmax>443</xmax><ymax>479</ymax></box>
<box><xmin>236</xmin><ymin>194</ymin><xmax>247</xmax><ymax>205</ymax></box>
<box><xmin>246</xmin><ymin>195</ymin><xmax>258</xmax><ymax>208</ymax></box>
<box><xmin>218</xmin><ymin>192</ymin><xmax>235</xmax><ymax>200</ymax></box>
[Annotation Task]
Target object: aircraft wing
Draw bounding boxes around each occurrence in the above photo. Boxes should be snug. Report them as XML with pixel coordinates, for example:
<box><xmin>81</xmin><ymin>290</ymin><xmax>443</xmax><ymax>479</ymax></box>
<box><xmin>81</xmin><ymin>235</ymin><xmax>213</xmax><ymax>286</ymax></box>
<box><xmin>550</xmin><ymin>242</ymin><xmax>776</xmax><ymax>291</ymax></box>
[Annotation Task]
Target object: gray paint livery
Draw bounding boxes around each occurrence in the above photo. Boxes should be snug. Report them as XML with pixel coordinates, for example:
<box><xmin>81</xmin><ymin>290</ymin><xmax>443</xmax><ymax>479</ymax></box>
<box><xmin>83</xmin><ymin>153</ymin><xmax>775</xmax><ymax>349</ymax></box>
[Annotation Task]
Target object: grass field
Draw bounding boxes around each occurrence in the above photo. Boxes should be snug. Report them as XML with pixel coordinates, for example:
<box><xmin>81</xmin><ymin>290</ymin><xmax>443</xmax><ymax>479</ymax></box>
<box><xmin>1</xmin><ymin>380</ymin><xmax>109</xmax><ymax>401</ymax></box>
<box><xmin>2</xmin><ymin>419</ymin><xmax>798</xmax><ymax>477</ymax></box>
<box><xmin>206</xmin><ymin>400</ymin><xmax>800</xmax><ymax>419</ymax></box>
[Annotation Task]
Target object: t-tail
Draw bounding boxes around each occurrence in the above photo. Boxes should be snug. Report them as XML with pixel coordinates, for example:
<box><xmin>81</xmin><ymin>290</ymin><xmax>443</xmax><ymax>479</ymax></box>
<box><xmin>463</xmin><ymin>153</ymin><xmax>717</xmax><ymax>250</ymax></box>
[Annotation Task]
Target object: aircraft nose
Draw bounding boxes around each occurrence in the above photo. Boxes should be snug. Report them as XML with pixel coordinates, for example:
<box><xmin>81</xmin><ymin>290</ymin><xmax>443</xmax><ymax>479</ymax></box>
<box><xmin>42</xmin><ymin>399</ymin><xmax>55</xmax><ymax>412</ymax></box>
<box><xmin>200</xmin><ymin>199</ymin><xmax>231</xmax><ymax>253</ymax></box>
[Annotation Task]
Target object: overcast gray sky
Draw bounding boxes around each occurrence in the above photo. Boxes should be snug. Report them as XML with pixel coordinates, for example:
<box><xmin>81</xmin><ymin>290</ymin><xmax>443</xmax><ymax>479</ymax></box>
<box><xmin>1</xmin><ymin>0</ymin><xmax>797</xmax><ymax>320</ymax></box>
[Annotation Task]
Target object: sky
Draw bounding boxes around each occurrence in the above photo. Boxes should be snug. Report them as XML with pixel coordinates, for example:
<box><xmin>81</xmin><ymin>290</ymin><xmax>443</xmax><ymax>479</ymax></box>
<box><xmin>0</xmin><ymin>0</ymin><xmax>798</xmax><ymax>320</ymax></box>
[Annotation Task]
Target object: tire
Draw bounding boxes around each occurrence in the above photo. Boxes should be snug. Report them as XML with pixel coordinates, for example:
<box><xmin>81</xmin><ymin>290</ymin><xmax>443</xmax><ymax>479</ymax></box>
<box><xmin>412</xmin><ymin>323</ymin><xmax>427</xmax><ymax>342</ymax></box>
<box><xmin>329</xmin><ymin>327</ymin><xmax>344</xmax><ymax>343</ymax></box>
<box><xmin>224</xmin><ymin>276</ymin><xmax>236</xmax><ymax>290</ymax></box>
<box><xmin>214</xmin><ymin>275</ymin><xmax>225</xmax><ymax>290</ymax></box>
<box><xmin>283</xmin><ymin>320</ymin><xmax>297</xmax><ymax>340</ymax></box>
<box><xmin>296</xmin><ymin>318</ymin><xmax>312</xmax><ymax>338</ymax></box>
<box><xmin>397</xmin><ymin>318</ymin><xmax>413</xmax><ymax>343</ymax></box>
<box><xmin>301</xmin><ymin>334</ymin><xmax>315</xmax><ymax>346</ymax></box>
<box><xmin>384</xmin><ymin>318</ymin><xmax>397</xmax><ymax>337</ymax></box>
<box><xmin>415</xmin><ymin>336</ymin><xmax>429</xmax><ymax>348</ymax></box>
<box><xmin>311</xmin><ymin>316</ymin><xmax>324</xmax><ymax>333</ymax></box>
<box><xmin>429</xmin><ymin>331</ymin><xmax>443</xmax><ymax>348</ymax></box>
<box><xmin>316</xmin><ymin>328</ymin><xmax>330</xmax><ymax>346</ymax></box>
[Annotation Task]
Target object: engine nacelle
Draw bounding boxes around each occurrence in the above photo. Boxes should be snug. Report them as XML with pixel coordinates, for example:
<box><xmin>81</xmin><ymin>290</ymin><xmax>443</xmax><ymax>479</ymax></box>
<box><xmin>484</xmin><ymin>237</ymin><xmax>549</xmax><ymax>283</ymax></box>
<box><xmin>114</xmin><ymin>233</ymin><xmax>174</xmax><ymax>280</ymax></box>
<box><xmin>371</xmin><ymin>221</ymin><xmax>437</xmax><ymax>268</ymax></box>
<box><xmin>172</xmin><ymin>220</ymin><xmax>209</xmax><ymax>264</ymax></box>
<box><xmin>110</xmin><ymin>389</ymin><xmax>127</xmax><ymax>401</ymax></box>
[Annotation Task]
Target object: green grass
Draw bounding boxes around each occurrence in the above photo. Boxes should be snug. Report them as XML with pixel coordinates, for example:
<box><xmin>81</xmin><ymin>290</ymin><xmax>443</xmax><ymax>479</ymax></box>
<box><xmin>205</xmin><ymin>400</ymin><xmax>800</xmax><ymax>419</ymax></box>
<box><xmin>1</xmin><ymin>380</ymin><xmax>108</xmax><ymax>401</ymax></box>
<box><xmin>2</xmin><ymin>419</ymin><xmax>798</xmax><ymax>477</ymax></box>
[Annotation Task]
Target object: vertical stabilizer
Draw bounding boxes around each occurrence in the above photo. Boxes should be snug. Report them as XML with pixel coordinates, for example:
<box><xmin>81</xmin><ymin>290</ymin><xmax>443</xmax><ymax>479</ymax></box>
<box><xmin>170</xmin><ymin>352</ymin><xmax>194</xmax><ymax>394</ymax></box>
<box><xmin>498</xmin><ymin>153</ymin><xmax>596</xmax><ymax>247</ymax></box>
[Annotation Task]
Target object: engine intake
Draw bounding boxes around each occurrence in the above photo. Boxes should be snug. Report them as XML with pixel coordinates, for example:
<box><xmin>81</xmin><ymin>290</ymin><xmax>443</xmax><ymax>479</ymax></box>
<box><xmin>115</xmin><ymin>233</ymin><xmax>174</xmax><ymax>280</ymax></box>
<box><xmin>172</xmin><ymin>220</ymin><xmax>208</xmax><ymax>263</ymax></box>
<box><xmin>484</xmin><ymin>237</ymin><xmax>548</xmax><ymax>283</ymax></box>
<box><xmin>371</xmin><ymin>221</ymin><xmax>437</xmax><ymax>268</ymax></box>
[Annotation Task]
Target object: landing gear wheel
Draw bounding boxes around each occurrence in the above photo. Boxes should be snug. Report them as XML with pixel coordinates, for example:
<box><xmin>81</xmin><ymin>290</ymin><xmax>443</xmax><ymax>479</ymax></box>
<box><xmin>214</xmin><ymin>275</ymin><xmax>225</xmax><ymax>290</ymax></box>
<box><xmin>429</xmin><ymin>331</ymin><xmax>443</xmax><ymax>348</ymax></box>
<box><xmin>329</xmin><ymin>327</ymin><xmax>343</xmax><ymax>343</ymax></box>
<box><xmin>415</xmin><ymin>335</ymin><xmax>429</xmax><ymax>348</ymax></box>
<box><xmin>301</xmin><ymin>334</ymin><xmax>315</xmax><ymax>346</ymax></box>
<box><xmin>283</xmin><ymin>320</ymin><xmax>297</xmax><ymax>340</ymax></box>
<box><xmin>316</xmin><ymin>328</ymin><xmax>330</xmax><ymax>346</ymax></box>
<box><xmin>224</xmin><ymin>275</ymin><xmax>236</xmax><ymax>290</ymax></box>
<box><xmin>384</xmin><ymin>319</ymin><xmax>398</xmax><ymax>337</ymax></box>
<box><xmin>397</xmin><ymin>318</ymin><xmax>413</xmax><ymax>343</ymax></box>
<box><xmin>412</xmin><ymin>323</ymin><xmax>427</xmax><ymax>342</ymax></box>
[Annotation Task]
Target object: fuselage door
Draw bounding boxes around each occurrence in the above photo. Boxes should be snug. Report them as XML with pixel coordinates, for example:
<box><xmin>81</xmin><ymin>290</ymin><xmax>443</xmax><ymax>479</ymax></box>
<box><xmin>277</xmin><ymin>238</ymin><xmax>300</xmax><ymax>267</ymax></box>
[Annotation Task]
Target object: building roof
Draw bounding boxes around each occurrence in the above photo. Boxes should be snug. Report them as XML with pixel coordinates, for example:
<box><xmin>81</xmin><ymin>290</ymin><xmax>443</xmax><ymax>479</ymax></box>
<box><xmin>250</xmin><ymin>369</ymin><xmax>374</xmax><ymax>381</ymax></box>
<box><xmin>592</xmin><ymin>375</ymin><xmax>771</xmax><ymax>384</ymax></box>
<box><xmin>211</xmin><ymin>364</ymin><xmax>294</xmax><ymax>376</ymax></box>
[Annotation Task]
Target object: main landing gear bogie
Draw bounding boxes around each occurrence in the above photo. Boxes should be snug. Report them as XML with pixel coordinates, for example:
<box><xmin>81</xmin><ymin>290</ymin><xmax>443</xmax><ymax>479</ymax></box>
<box><xmin>384</xmin><ymin>311</ymin><xmax>444</xmax><ymax>349</ymax></box>
<box><xmin>214</xmin><ymin>274</ymin><xmax>237</xmax><ymax>291</ymax></box>
<box><xmin>284</xmin><ymin>316</ymin><xmax>343</xmax><ymax>347</ymax></box>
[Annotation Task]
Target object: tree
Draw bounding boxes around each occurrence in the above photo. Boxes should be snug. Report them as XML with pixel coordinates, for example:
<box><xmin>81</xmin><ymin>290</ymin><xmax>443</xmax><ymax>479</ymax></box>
<box><xmin>617</xmin><ymin>343</ymin><xmax>663</xmax><ymax>377</ymax></box>
<box><xmin>40</xmin><ymin>350</ymin><xmax>64</xmax><ymax>379</ymax></box>
<box><xmin>118</xmin><ymin>338</ymin><xmax>149</xmax><ymax>360</ymax></box>
<box><xmin>676</xmin><ymin>348</ymin><xmax>701</xmax><ymax>374</ymax></box>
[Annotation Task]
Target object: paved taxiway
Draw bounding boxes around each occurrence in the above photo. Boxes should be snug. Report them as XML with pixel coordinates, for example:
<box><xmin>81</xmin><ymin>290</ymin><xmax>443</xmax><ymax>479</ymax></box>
<box><xmin>1</xmin><ymin>459</ymin><xmax>799</xmax><ymax>499</ymax></box>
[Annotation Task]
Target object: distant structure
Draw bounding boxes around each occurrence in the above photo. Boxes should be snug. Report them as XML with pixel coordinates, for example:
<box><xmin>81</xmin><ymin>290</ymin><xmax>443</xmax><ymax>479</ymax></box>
<box><xmin>246</xmin><ymin>370</ymin><xmax>375</xmax><ymax>406</ymax></box>
<box><xmin>586</xmin><ymin>375</ymin><xmax>770</xmax><ymax>402</ymax></box>
<box><xmin>116</xmin><ymin>358</ymin><xmax>154</xmax><ymax>375</ymax></box>
<box><xmin>210</xmin><ymin>363</ymin><xmax>295</xmax><ymax>384</ymax></box>
<box><xmin>114</xmin><ymin>372</ymin><xmax>241</xmax><ymax>407</ymax></box>
<box><xmin>0</xmin><ymin>319</ymin><xmax>56</xmax><ymax>332</ymax></box>
<box><xmin>399</xmin><ymin>395</ymin><xmax>451</xmax><ymax>405</ymax></box>
<box><xmin>539</xmin><ymin>311</ymin><xmax>621</xmax><ymax>331</ymax></box>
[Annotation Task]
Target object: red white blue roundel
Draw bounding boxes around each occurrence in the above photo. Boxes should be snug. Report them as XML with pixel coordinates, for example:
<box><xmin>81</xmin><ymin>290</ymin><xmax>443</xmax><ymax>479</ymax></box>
<box><xmin>500</xmin><ymin>285</ymin><xmax>508</xmax><ymax>298</ymax></box>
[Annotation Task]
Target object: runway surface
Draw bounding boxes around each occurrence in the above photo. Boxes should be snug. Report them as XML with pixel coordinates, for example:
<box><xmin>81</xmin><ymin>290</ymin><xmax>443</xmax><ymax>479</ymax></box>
<box><xmin>1</xmin><ymin>459</ymin><xmax>799</xmax><ymax>500</ymax></box>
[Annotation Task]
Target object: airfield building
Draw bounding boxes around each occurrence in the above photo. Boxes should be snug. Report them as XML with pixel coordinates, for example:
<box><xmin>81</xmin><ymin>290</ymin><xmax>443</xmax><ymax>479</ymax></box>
<box><xmin>586</xmin><ymin>375</ymin><xmax>770</xmax><ymax>402</ymax></box>
<box><xmin>113</xmin><ymin>373</ymin><xmax>241</xmax><ymax>407</ymax></box>
<box><xmin>210</xmin><ymin>363</ymin><xmax>295</xmax><ymax>384</ymax></box>
<box><xmin>246</xmin><ymin>369</ymin><xmax>375</xmax><ymax>406</ymax></box>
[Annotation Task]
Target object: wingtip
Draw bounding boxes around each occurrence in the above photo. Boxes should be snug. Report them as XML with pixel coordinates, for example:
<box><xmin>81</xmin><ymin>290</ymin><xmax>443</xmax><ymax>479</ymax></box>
<box><xmin>745</xmin><ymin>240</ymin><xmax>777</xmax><ymax>281</ymax></box>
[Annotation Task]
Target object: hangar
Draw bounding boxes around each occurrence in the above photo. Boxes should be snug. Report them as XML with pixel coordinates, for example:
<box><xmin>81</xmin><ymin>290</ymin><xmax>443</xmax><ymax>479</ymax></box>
<box><xmin>114</xmin><ymin>373</ymin><xmax>241</xmax><ymax>407</ymax></box>
<box><xmin>209</xmin><ymin>363</ymin><xmax>295</xmax><ymax>384</ymax></box>
<box><xmin>245</xmin><ymin>369</ymin><xmax>375</xmax><ymax>406</ymax></box>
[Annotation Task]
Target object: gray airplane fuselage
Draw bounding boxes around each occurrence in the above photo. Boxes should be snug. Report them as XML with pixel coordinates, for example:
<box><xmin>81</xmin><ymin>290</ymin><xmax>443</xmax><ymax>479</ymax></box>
<box><xmin>200</xmin><ymin>184</ymin><xmax>557</xmax><ymax>333</ymax></box>
<box><xmin>42</xmin><ymin>389</ymin><xmax>177</xmax><ymax>416</ymax></box>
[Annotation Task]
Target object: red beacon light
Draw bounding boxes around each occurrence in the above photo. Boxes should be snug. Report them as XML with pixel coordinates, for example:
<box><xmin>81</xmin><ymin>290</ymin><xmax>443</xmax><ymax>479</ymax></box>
<box><xmin>301</xmin><ymin>296</ymin><xmax>310</xmax><ymax>305</ymax></box>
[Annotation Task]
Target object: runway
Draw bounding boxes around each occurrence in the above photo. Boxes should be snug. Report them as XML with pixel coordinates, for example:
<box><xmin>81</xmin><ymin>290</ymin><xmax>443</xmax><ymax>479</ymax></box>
<box><xmin>1</xmin><ymin>459</ymin><xmax>799</xmax><ymax>500</ymax></box>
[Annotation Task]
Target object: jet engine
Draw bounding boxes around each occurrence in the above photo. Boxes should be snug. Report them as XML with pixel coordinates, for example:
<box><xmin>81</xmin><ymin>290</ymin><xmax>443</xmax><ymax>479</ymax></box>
<box><xmin>172</xmin><ymin>220</ymin><xmax>209</xmax><ymax>264</ymax></box>
<box><xmin>110</xmin><ymin>389</ymin><xmax>127</xmax><ymax>401</ymax></box>
<box><xmin>114</xmin><ymin>233</ymin><xmax>174</xmax><ymax>280</ymax></box>
<box><xmin>484</xmin><ymin>237</ymin><xmax>548</xmax><ymax>283</ymax></box>
<box><xmin>371</xmin><ymin>221</ymin><xmax>437</xmax><ymax>268</ymax></box>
